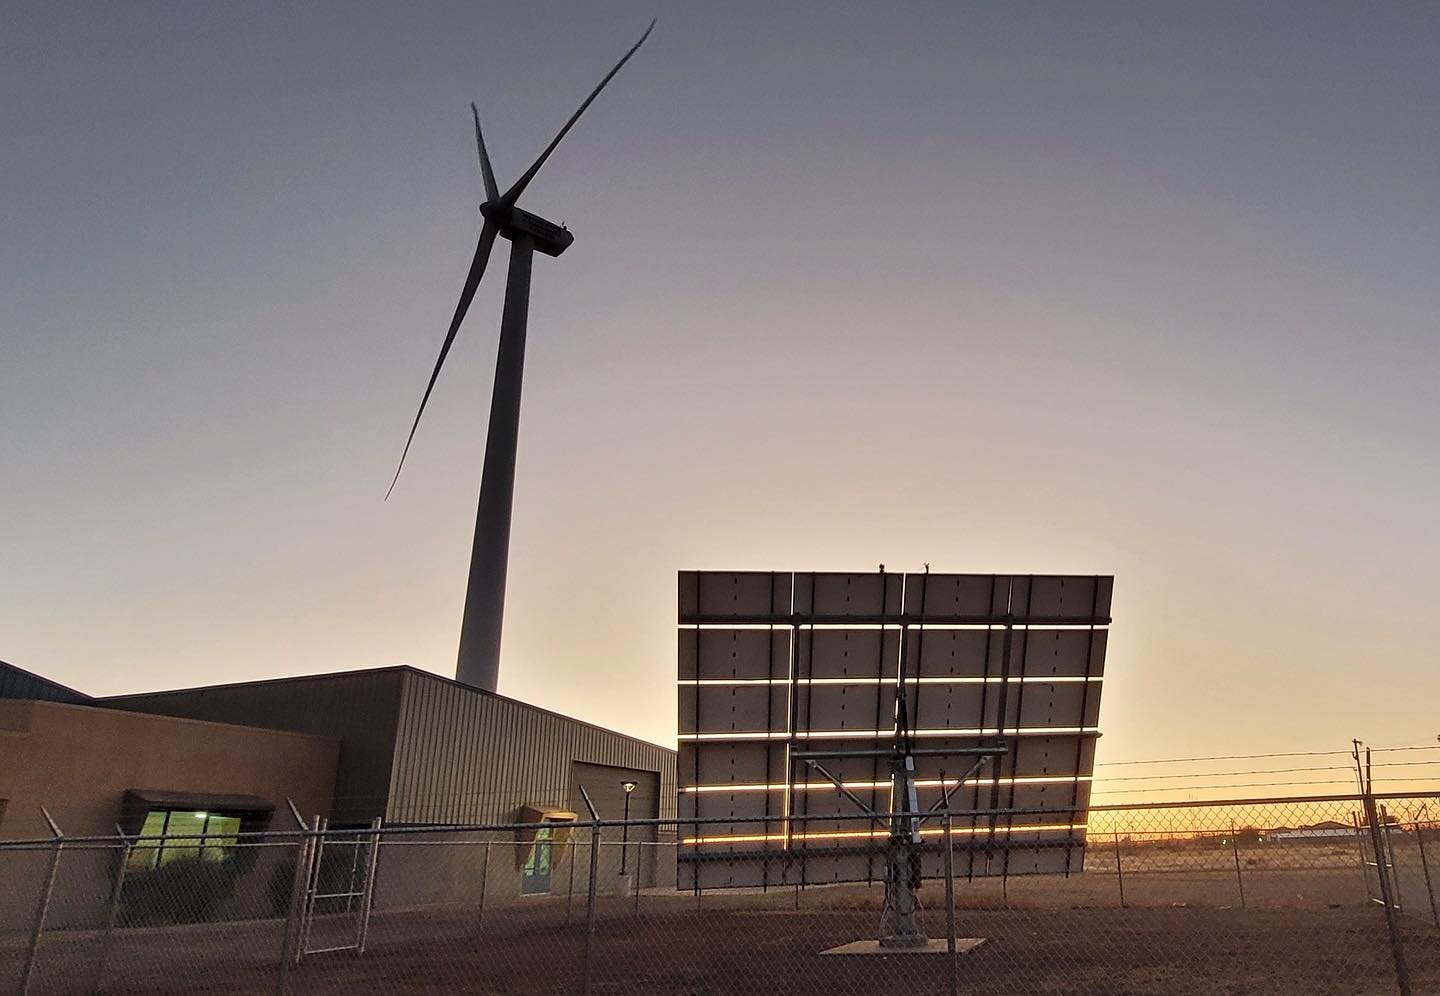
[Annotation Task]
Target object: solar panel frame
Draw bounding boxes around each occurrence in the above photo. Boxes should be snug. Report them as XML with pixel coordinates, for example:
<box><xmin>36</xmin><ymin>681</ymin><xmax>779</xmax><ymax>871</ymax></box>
<box><xmin>677</xmin><ymin>569</ymin><xmax>1111</xmax><ymax>891</ymax></box>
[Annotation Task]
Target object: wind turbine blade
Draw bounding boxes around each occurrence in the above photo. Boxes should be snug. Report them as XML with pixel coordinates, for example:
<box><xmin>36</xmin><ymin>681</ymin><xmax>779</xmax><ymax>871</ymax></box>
<box><xmin>500</xmin><ymin>19</ymin><xmax>655</xmax><ymax>206</ymax></box>
<box><xmin>385</xmin><ymin>221</ymin><xmax>500</xmax><ymax>499</ymax></box>
<box><xmin>471</xmin><ymin>103</ymin><xmax>499</xmax><ymax>203</ymax></box>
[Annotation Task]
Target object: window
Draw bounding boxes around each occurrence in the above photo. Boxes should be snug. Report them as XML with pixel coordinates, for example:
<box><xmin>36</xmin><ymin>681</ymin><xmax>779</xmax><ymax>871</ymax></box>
<box><xmin>128</xmin><ymin>809</ymin><xmax>243</xmax><ymax>870</ymax></box>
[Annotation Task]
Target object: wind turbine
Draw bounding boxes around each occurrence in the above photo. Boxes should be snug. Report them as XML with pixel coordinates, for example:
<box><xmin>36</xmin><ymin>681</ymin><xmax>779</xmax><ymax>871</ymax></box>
<box><xmin>388</xmin><ymin>21</ymin><xmax>655</xmax><ymax>693</ymax></box>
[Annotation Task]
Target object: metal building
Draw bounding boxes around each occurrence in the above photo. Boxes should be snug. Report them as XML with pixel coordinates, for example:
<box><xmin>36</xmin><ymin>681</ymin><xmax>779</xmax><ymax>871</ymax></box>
<box><xmin>2</xmin><ymin>659</ymin><xmax>676</xmax><ymax>910</ymax></box>
<box><xmin>102</xmin><ymin>665</ymin><xmax>675</xmax><ymax>829</ymax></box>
<box><xmin>0</xmin><ymin>659</ymin><xmax>89</xmax><ymax>705</ymax></box>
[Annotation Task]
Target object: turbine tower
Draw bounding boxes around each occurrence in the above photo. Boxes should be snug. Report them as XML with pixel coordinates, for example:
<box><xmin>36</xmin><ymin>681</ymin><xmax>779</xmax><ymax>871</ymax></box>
<box><xmin>388</xmin><ymin>21</ymin><xmax>655</xmax><ymax>692</ymax></box>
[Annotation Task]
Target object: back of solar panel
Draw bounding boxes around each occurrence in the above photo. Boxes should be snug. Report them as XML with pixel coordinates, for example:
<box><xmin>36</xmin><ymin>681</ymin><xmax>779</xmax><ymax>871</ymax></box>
<box><xmin>677</xmin><ymin>570</ymin><xmax>1112</xmax><ymax>890</ymax></box>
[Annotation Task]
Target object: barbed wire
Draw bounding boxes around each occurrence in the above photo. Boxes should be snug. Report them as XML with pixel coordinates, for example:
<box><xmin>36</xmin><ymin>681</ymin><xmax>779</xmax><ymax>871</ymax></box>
<box><xmin>1090</xmin><ymin>776</ymin><xmax>1440</xmax><ymax>796</ymax></box>
<box><xmin>1093</xmin><ymin>744</ymin><xmax>1440</xmax><ymax>767</ymax></box>
<box><xmin>1091</xmin><ymin>758</ymin><xmax>1440</xmax><ymax>783</ymax></box>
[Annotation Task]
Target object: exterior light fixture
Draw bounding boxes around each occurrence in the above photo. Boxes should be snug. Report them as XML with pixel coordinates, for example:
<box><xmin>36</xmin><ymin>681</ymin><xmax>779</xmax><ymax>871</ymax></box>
<box><xmin>620</xmin><ymin>781</ymin><xmax>639</xmax><ymax>874</ymax></box>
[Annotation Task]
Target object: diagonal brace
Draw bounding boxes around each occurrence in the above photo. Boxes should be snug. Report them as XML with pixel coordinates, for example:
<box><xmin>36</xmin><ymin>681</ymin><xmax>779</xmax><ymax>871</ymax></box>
<box><xmin>802</xmin><ymin>760</ymin><xmax>890</xmax><ymax>832</ymax></box>
<box><xmin>918</xmin><ymin>753</ymin><xmax>999</xmax><ymax>828</ymax></box>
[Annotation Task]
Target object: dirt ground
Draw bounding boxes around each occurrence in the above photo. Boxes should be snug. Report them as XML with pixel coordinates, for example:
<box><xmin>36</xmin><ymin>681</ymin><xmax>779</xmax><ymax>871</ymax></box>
<box><xmin>15</xmin><ymin>892</ymin><xmax>1440</xmax><ymax>995</ymax></box>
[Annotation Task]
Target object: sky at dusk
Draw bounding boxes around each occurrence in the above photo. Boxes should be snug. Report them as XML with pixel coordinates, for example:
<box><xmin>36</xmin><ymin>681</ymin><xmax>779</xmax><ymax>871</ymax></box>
<box><xmin>3</xmin><ymin>2</ymin><xmax>1438</xmax><ymax>795</ymax></box>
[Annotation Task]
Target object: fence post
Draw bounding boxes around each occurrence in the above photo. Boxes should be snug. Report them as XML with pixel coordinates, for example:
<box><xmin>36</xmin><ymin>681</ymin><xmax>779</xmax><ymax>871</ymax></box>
<box><xmin>943</xmin><ymin>810</ymin><xmax>959</xmax><ymax>996</ymax></box>
<box><xmin>1230</xmin><ymin>822</ymin><xmax>1245</xmax><ymax>909</ymax></box>
<box><xmin>1362</xmin><ymin>792</ymin><xmax>1410</xmax><ymax>995</ymax></box>
<box><xmin>1382</xmin><ymin>808</ymin><xmax>1405</xmax><ymax>913</ymax></box>
<box><xmin>1414</xmin><ymin>820</ymin><xmax>1439</xmax><ymax>929</ymax></box>
<box><xmin>20</xmin><ymin>808</ymin><xmax>63</xmax><ymax>996</ymax></box>
<box><xmin>582</xmin><ymin>823</ymin><xmax>601</xmax><ymax>996</ymax></box>
<box><xmin>477</xmin><ymin>840</ymin><xmax>491</xmax><ymax>928</ymax></box>
<box><xmin>276</xmin><ymin>823</ymin><xmax>313</xmax><ymax>995</ymax></box>
<box><xmin>296</xmin><ymin>816</ymin><xmax>323</xmax><ymax>963</ymax></box>
<box><xmin>93</xmin><ymin>826</ymin><xmax>133</xmax><ymax>994</ymax></box>
<box><xmin>343</xmin><ymin>825</ymin><xmax>362</xmax><ymax>915</ymax></box>
<box><xmin>1352</xmin><ymin>811</ymin><xmax>1373</xmax><ymax>898</ymax></box>
<box><xmin>1113</xmin><ymin>831</ymin><xmax>1126</xmax><ymax>909</ymax></box>
<box><xmin>632</xmin><ymin>839</ymin><xmax>642</xmax><ymax>915</ymax></box>
<box><xmin>566</xmin><ymin>837</ymin><xmax>577</xmax><ymax>921</ymax></box>
<box><xmin>356</xmin><ymin>817</ymin><xmax>382</xmax><ymax>955</ymax></box>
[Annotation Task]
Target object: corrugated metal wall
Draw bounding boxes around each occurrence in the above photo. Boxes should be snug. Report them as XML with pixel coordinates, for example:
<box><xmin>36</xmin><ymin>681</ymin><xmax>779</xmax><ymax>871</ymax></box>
<box><xmin>104</xmin><ymin>666</ymin><xmax>676</xmax><ymax>829</ymax></box>
<box><xmin>104</xmin><ymin>669</ymin><xmax>406</xmax><ymax>824</ymax></box>
<box><xmin>0</xmin><ymin>661</ymin><xmax>89</xmax><ymax>704</ymax></box>
<box><xmin>388</xmin><ymin>670</ymin><xmax>677</xmax><ymax>826</ymax></box>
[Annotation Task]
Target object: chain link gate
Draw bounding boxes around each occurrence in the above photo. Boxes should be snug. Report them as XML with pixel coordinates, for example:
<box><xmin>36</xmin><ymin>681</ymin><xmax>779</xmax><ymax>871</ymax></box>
<box><xmin>297</xmin><ymin>817</ymin><xmax>382</xmax><ymax>960</ymax></box>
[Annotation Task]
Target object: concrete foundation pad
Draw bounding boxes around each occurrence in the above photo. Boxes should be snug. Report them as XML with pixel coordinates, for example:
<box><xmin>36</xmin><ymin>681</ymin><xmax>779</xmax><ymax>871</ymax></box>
<box><xmin>821</xmin><ymin>938</ymin><xmax>987</xmax><ymax>956</ymax></box>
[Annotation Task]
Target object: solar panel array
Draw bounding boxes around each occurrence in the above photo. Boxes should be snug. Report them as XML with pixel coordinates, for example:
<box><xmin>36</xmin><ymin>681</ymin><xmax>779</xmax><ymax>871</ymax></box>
<box><xmin>677</xmin><ymin>570</ymin><xmax>1112</xmax><ymax>890</ymax></box>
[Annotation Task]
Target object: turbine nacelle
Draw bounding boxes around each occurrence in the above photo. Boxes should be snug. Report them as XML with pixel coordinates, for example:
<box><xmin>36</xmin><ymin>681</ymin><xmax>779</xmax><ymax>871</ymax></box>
<box><xmin>481</xmin><ymin>202</ymin><xmax>574</xmax><ymax>258</ymax></box>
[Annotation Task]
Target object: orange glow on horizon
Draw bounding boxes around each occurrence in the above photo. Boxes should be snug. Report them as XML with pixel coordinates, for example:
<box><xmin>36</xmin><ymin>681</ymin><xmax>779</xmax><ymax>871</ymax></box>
<box><xmin>678</xmin><ymin>727</ymin><xmax>1100</xmax><ymax>741</ymax></box>
<box><xmin>682</xmin><ymin>822</ymin><xmax>1087</xmax><ymax>846</ymax></box>
<box><xmin>680</xmin><ymin>774</ymin><xmax>1093</xmax><ymax>793</ymax></box>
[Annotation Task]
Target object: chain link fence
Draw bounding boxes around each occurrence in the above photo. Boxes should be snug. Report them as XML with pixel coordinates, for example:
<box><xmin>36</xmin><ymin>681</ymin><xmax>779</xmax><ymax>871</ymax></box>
<box><xmin>3</xmin><ymin>791</ymin><xmax>1438</xmax><ymax>994</ymax></box>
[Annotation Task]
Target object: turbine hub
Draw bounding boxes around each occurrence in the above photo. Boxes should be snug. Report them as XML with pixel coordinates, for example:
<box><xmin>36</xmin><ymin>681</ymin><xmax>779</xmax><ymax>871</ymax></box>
<box><xmin>479</xmin><ymin>201</ymin><xmax>510</xmax><ymax>226</ymax></box>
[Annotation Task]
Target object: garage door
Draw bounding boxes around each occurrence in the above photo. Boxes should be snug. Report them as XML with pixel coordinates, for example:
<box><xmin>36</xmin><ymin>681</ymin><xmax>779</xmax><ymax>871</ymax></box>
<box><xmin>569</xmin><ymin>761</ymin><xmax>659</xmax><ymax>830</ymax></box>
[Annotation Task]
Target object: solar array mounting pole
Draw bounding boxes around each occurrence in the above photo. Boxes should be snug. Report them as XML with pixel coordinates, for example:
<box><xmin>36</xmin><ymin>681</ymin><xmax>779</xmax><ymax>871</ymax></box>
<box><xmin>455</xmin><ymin>233</ymin><xmax>536</xmax><ymax>692</ymax></box>
<box><xmin>778</xmin><ymin>578</ymin><xmax>1003</xmax><ymax>949</ymax></box>
<box><xmin>881</xmin><ymin>751</ymin><xmax>927</xmax><ymax>947</ymax></box>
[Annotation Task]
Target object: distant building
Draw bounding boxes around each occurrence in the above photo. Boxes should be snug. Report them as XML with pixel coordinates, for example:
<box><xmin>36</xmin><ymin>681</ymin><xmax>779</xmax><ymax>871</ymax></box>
<box><xmin>1267</xmin><ymin>821</ymin><xmax>1356</xmax><ymax>841</ymax></box>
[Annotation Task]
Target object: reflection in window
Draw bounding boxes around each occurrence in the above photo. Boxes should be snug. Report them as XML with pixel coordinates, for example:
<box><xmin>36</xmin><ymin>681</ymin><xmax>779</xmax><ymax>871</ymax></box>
<box><xmin>128</xmin><ymin>810</ymin><xmax>243</xmax><ymax>870</ymax></box>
